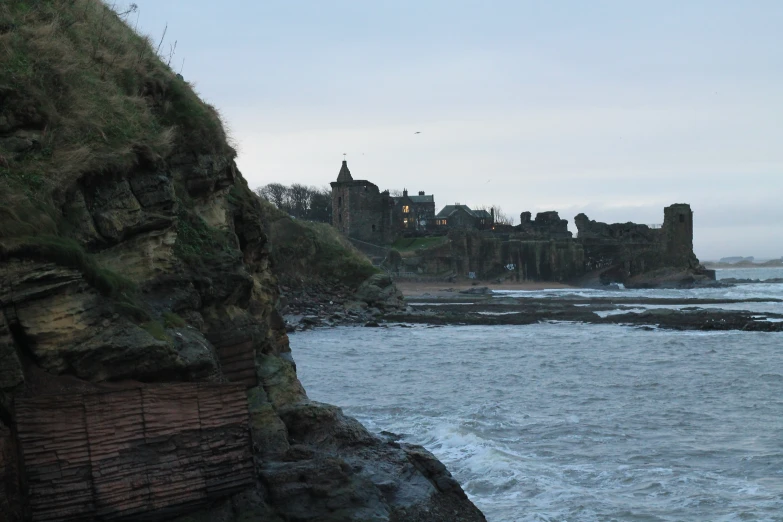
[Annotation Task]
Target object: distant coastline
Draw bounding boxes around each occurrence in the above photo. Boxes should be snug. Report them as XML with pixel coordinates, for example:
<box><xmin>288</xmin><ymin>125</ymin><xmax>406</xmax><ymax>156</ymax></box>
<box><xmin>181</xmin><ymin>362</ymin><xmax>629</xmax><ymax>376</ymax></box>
<box><xmin>704</xmin><ymin>259</ymin><xmax>783</xmax><ymax>269</ymax></box>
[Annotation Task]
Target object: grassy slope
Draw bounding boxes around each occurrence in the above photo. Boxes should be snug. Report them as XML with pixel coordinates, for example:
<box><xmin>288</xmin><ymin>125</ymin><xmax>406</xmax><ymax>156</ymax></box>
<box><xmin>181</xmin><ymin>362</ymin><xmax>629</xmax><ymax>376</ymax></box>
<box><xmin>0</xmin><ymin>0</ymin><xmax>376</xmax><ymax>296</ymax></box>
<box><xmin>0</xmin><ymin>0</ymin><xmax>238</xmax><ymax>323</ymax></box>
<box><xmin>0</xmin><ymin>0</ymin><xmax>229</xmax><ymax>237</ymax></box>
<box><xmin>258</xmin><ymin>200</ymin><xmax>377</xmax><ymax>287</ymax></box>
<box><xmin>391</xmin><ymin>236</ymin><xmax>448</xmax><ymax>254</ymax></box>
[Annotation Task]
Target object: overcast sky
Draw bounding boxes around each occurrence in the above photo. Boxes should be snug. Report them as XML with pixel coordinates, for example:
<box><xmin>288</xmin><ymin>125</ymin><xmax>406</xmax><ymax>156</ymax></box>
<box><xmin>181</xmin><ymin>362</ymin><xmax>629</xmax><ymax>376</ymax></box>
<box><xmin>132</xmin><ymin>1</ymin><xmax>782</xmax><ymax>260</ymax></box>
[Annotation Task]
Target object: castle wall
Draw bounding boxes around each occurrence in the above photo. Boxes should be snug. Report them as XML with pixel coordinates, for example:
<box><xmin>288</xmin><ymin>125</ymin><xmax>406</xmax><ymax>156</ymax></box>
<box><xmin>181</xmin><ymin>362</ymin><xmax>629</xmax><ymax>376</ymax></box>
<box><xmin>502</xmin><ymin>240</ymin><xmax>584</xmax><ymax>281</ymax></box>
<box><xmin>392</xmin><ymin>204</ymin><xmax>701</xmax><ymax>283</ymax></box>
<box><xmin>331</xmin><ymin>181</ymin><xmax>393</xmax><ymax>244</ymax></box>
<box><xmin>662</xmin><ymin>204</ymin><xmax>696</xmax><ymax>268</ymax></box>
<box><xmin>576</xmin><ymin>204</ymin><xmax>701</xmax><ymax>283</ymax></box>
<box><xmin>398</xmin><ymin>230</ymin><xmax>583</xmax><ymax>281</ymax></box>
<box><xmin>517</xmin><ymin>211</ymin><xmax>572</xmax><ymax>240</ymax></box>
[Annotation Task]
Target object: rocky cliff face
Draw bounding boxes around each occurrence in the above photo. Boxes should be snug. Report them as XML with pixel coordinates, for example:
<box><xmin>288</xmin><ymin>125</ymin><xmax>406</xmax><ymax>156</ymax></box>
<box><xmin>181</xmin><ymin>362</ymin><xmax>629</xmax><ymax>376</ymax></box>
<box><xmin>0</xmin><ymin>154</ymin><xmax>484</xmax><ymax>521</ymax></box>
<box><xmin>0</xmin><ymin>123</ymin><xmax>484</xmax><ymax>522</ymax></box>
<box><xmin>0</xmin><ymin>1</ymin><xmax>484</xmax><ymax>520</ymax></box>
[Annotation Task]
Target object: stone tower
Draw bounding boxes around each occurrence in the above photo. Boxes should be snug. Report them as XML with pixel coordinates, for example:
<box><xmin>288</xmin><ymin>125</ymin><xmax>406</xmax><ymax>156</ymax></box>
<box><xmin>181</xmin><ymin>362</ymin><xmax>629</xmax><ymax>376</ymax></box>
<box><xmin>330</xmin><ymin>160</ymin><xmax>394</xmax><ymax>244</ymax></box>
<box><xmin>662</xmin><ymin>203</ymin><xmax>697</xmax><ymax>268</ymax></box>
<box><xmin>331</xmin><ymin>160</ymin><xmax>354</xmax><ymax>235</ymax></box>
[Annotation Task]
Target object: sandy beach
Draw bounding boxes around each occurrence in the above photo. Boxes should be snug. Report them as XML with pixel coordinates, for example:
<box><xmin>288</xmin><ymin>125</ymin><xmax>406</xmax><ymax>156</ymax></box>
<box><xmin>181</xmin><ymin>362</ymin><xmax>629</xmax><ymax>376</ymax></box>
<box><xmin>394</xmin><ymin>280</ymin><xmax>575</xmax><ymax>298</ymax></box>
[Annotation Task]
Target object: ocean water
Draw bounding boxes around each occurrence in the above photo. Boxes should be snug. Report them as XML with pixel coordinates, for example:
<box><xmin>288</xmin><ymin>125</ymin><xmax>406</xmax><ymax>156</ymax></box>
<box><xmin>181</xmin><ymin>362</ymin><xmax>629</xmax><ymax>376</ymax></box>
<box><xmin>492</xmin><ymin>268</ymin><xmax>783</xmax><ymax>319</ymax></box>
<box><xmin>292</xmin><ymin>321</ymin><xmax>783</xmax><ymax>521</ymax></box>
<box><xmin>715</xmin><ymin>268</ymin><xmax>783</xmax><ymax>282</ymax></box>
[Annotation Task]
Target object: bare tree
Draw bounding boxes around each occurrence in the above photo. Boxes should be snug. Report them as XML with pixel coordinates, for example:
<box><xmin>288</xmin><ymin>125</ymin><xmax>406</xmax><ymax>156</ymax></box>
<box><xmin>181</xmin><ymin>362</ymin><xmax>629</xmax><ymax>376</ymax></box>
<box><xmin>255</xmin><ymin>183</ymin><xmax>332</xmax><ymax>223</ymax></box>
<box><xmin>256</xmin><ymin>183</ymin><xmax>288</xmax><ymax>209</ymax></box>
<box><xmin>493</xmin><ymin>206</ymin><xmax>514</xmax><ymax>226</ymax></box>
<box><xmin>473</xmin><ymin>204</ymin><xmax>515</xmax><ymax>226</ymax></box>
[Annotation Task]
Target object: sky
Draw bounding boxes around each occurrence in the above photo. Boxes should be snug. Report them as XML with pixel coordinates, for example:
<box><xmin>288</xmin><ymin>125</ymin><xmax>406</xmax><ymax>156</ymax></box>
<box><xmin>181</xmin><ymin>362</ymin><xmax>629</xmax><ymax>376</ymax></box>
<box><xmin>131</xmin><ymin>1</ymin><xmax>783</xmax><ymax>261</ymax></box>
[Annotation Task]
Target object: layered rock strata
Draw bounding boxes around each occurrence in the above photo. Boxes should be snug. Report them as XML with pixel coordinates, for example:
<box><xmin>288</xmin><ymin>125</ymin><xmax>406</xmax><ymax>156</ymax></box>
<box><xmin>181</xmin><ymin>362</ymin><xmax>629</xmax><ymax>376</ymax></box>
<box><xmin>0</xmin><ymin>152</ymin><xmax>484</xmax><ymax>522</ymax></box>
<box><xmin>15</xmin><ymin>384</ymin><xmax>253</xmax><ymax>521</ymax></box>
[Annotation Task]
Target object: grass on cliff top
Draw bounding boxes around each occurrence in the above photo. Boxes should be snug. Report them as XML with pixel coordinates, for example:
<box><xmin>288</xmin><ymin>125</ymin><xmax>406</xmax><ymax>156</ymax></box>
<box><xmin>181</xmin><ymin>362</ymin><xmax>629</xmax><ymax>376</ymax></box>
<box><xmin>0</xmin><ymin>0</ymin><xmax>232</xmax><ymax>238</ymax></box>
<box><xmin>392</xmin><ymin>236</ymin><xmax>448</xmax><ymax>253</ymax></box>
<box><xmin>258</xmin><ymin>199</ymin><xmax>378</xmax><ymax>287</ymax></box>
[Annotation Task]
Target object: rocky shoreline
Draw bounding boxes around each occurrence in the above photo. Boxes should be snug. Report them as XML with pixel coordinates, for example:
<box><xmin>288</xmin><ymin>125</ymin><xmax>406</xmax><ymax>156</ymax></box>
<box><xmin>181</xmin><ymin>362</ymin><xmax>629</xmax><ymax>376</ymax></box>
<box><xmin>286</xmin><ymin>283</ymin><xmax>783</xmax><ymax>333</ymax></box>
<box><xmin>280</xmin><ymin>274</ymin><xmax>410</xmax><ymax>331</ymax></box>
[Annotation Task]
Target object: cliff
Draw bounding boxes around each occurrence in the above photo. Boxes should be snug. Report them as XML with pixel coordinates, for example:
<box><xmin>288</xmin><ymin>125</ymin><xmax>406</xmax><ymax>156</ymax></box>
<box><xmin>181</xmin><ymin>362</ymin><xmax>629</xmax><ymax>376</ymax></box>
<box><xmin>0</xmin><ymin>2</ymin><xmax>484</xmax><ymax>521</ymax></box>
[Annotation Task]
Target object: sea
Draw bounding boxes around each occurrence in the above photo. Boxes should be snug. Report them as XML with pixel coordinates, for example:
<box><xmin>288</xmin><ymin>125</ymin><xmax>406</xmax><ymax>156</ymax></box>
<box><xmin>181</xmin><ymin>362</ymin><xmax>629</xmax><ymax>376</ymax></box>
<box><xmin>291</xmin><ymin>268</ymin><xmax>783</xmax><ymax>521</ymax></box>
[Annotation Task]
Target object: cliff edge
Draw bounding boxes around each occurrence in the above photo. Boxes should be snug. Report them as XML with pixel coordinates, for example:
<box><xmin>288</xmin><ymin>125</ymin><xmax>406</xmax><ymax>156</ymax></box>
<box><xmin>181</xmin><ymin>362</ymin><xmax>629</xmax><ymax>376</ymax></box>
<box><xmin>0</xmin><ymin>2</ymin><xmax>484</xmax><ymax>521</ymax></box>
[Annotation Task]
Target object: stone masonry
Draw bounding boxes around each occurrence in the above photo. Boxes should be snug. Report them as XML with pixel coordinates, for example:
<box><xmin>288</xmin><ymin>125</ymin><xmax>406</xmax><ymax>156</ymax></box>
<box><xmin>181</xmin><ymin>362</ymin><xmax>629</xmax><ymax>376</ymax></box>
<box><xmin>330</xmin><ymin>160</ymin><xmax>395</xmax><ymax>244</ymax></box>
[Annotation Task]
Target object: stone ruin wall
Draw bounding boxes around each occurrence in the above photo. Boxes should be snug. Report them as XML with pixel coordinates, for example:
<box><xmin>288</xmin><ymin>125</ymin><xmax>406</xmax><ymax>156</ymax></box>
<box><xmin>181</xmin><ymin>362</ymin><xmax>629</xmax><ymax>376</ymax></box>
<box><xmin>332</xmin><ymin>181</ymin><xmax>393</xmax><ymax>245</ymax></box>
<box><xmin>388</xmin><ymin>205</ymin><xmax>700</xmax><ymax>282</ymax></box>
<box><xmin>662</xmin><ymin>204</ymin><xmax>696</xmax><ymax>268</ymax></box>
<box><xmin>517</xmin><ymin>211</ymin><xmax>573</xmax><ymax>240</ymax></box>
<box><xmin>575</xmin><ymin>204</ymin><xmax>698</xmax><ymax>280</ymax></box>
<box><xmin>399</xmin><ymin>229</ymin><xmax>583</xmax><ymax>282</ymax></box>
<box><xmin>3</xmin><ymin>383</ymin><xmax>253</xmax><ymax>522</ymax></box>
<box><xmin>501</xmin><ymin>240</ymin><xmax>584</xmax><ymax>282</ymax></box>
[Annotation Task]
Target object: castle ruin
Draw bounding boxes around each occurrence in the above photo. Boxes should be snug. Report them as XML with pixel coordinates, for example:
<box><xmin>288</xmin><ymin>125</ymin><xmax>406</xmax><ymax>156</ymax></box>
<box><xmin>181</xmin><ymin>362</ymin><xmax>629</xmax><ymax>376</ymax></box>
<box><xmin>329</xmin><ymin>161</ymin><xmax>711</xmax><ymax>285</ymax></box>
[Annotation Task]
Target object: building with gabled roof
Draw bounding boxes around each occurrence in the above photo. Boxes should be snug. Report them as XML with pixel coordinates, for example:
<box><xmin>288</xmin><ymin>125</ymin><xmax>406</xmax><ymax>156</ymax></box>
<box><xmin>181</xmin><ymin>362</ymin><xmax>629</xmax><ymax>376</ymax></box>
<box><xmin>435</xmin><ymin>204</ymin><xmax>493</xmax><ymax>230</ymax></box>
<box><xmin>393</xmin><ymin>189</ymin><xmax>436</xmax><ymax>232</ymax></box>
<box><xmin>330</xmin><ymin>160</ymin><xmax>436</xmax><ymax>244</ymax></box>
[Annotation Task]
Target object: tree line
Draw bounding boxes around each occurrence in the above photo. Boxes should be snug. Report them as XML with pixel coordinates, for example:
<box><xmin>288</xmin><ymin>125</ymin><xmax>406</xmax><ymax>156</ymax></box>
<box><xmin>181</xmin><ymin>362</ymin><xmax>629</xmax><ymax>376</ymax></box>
<box><xmin>255</xmin><ymin>183</ymin><xmax>332</xmax><ymax>222</ymax></box>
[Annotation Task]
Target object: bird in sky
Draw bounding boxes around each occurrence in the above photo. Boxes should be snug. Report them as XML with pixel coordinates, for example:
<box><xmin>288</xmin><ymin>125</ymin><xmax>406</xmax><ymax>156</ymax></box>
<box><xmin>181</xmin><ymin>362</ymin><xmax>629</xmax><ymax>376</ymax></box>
<box><xmin>414</xmin><ymin>131</ymin><xmax>421</xmax><ymax>134</ymax></box>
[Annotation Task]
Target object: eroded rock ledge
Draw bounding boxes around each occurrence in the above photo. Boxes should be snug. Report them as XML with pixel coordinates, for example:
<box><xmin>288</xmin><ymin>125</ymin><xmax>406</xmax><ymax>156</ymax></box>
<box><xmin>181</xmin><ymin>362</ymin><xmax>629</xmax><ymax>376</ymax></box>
<box><xmin>0</xmin><ymin>151</ymin><xmax>485</xmax><ymax>521</ymax></box>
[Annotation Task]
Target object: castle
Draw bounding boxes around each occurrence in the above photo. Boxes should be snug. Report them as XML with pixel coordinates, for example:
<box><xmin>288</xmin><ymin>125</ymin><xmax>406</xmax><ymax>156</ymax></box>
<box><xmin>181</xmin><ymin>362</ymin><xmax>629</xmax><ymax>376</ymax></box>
<box><xmin>330</xmin><ymin>160</ymin><xmax>707</xmax><ymax>285</ymax></box>
<box><xmin>330</xmin><ymin>160</ymin><xmax>493</xmax><ymax>245</ymax></box>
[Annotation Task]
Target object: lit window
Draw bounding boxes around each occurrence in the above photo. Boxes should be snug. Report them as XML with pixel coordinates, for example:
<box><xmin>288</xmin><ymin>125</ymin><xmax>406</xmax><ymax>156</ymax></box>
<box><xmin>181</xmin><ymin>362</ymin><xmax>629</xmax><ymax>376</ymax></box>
<box><xmin>402</xmin><ymin>205</ymin><xmax>410</xmax><ymax>213</ymax></box>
